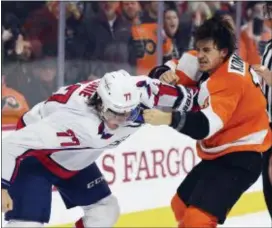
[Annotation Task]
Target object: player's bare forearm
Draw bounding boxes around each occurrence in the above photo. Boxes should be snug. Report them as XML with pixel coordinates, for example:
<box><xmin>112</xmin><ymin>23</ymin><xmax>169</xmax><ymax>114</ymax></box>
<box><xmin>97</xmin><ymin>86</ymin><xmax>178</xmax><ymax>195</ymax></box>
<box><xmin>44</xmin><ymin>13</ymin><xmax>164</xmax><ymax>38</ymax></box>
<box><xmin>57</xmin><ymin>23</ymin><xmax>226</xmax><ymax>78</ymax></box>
<box><xmin>144</xmin><ymin>109</ymin><xmax>209</xmax><ymax>140</ymax></box>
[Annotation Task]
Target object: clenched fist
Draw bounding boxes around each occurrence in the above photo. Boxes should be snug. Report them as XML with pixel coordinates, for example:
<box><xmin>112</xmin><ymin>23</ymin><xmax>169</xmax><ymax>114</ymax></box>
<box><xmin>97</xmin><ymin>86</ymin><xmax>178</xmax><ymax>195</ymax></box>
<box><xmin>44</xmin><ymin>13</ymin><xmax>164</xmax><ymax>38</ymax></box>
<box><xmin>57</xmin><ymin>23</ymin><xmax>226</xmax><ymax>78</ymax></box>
<box><xmin>2</xmin><ymin>189</ymin><xmax>13</xmax><ymax>212</ymax></box>
<box><xmin>159</xmin><ymin>70</ymin><xmax>179</xmax><ymax>85</ymax></box>
<box><xmin>143</xmin><ymin>109</ymin><xmax>172</xmax><ymax>126</ymax></box>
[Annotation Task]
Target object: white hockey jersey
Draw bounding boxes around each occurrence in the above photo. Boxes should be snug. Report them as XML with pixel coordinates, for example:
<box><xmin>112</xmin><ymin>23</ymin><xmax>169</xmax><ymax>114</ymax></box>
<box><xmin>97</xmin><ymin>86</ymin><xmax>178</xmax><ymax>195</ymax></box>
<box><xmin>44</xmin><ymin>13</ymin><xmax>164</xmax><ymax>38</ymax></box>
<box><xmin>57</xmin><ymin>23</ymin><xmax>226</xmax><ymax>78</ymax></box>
<box><xmin>2</xmin><ymin>76</ymin><xmax>194</xmax><ymax>188</ymax></box>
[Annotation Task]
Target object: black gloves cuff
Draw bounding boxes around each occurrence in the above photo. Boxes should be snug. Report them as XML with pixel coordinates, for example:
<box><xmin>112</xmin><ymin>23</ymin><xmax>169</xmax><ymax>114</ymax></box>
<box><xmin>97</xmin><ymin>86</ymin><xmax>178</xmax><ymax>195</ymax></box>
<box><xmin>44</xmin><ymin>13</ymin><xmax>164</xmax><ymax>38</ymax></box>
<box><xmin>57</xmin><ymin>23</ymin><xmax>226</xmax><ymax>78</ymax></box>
<box><xmin>170</xmin><ymin>111</ymin><xmax>186</xmax><ymax>131</ymax></box>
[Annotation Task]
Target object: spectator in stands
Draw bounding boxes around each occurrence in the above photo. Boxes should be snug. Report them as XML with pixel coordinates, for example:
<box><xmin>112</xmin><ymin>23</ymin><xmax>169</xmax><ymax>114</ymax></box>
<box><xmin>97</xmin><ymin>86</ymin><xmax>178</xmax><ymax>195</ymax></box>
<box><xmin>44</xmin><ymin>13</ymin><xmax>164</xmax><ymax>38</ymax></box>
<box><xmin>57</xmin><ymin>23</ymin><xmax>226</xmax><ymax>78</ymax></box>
<box><xmin>2</xmin><ymin>12</ymin><xmax>34</xmax><ymax>62</ymax></box>
<box><xmin>66</xmin><ymin>3</ymin><xmax>84</xmax><ymax>55</ymax></box>
<box><xmin>122</xmin><ymin>1</ymin><xmax>173</xmax><ymax>75</ymax></box>
<box><xmin>187</xmin><ymin>2</ymin><xmax>212</xmax><ymax>26</ymax></box>
<box><xmin>21</xmin><ymin>56</ymin><xmax>57</xmax><ymax>108</ymax></box>
<box><xmin>2</xmin><ymin>73</ymin><xmax>29</xmax><ymax>126</ymax></box>
<box><xmin>74</xmin><ymin>1</ymin><xmax>134</xmax><ymax>79</ymax></box>
<box><xmin>205</xmin><ymin>1</ymin><xmax>221</xmax><ymax>14</ymax></box>
<box><xmin>177</xmin><ymin>2</ymin><xmax>213</xmax><ymax>51</ymax></box>
<box><xmin>141</xmin><ymin>2</ymin><xmax>158</xmax><ymax>23</ymax></box>
<box><xmin>240</xmin><ymin>1</ymin><xmax>271</xmax><ymax>65</ymax></box>
<box><xmin>121</xmin><ymin>1</ymin><xmax>141</xmax><ymax>25</ymax></box>
<box><xmin>214</xmin><ymin>10</ymin><xmax>236</xmax><ymax>30</ymax></box>
<box><xmin>120</xmin><ymin>1</ymin><xmax>143</xmax><ymax>75</ymax></box>
<box><xmin>213</xmin><ymin>9</ymin><xmax>259</xmax><ymax>62</ymax></box>
<box><xmin>163</xmin><ymin>8</ymin><xmax>185</xmax><ymax>59</ymax></box>
<box><xmin>64</xmin><ymin>2</ymin><xmax>85</xmax><ymax>85</ymax></box>
<box><xmin>2</xmin><ymin>1</ymin><xmax>45</xmax><ymax>26</ymax></box>
<box><xmin>22</xmin><ymin>1</ymin><xmax>82</xmax><ymax>58</ymax></box>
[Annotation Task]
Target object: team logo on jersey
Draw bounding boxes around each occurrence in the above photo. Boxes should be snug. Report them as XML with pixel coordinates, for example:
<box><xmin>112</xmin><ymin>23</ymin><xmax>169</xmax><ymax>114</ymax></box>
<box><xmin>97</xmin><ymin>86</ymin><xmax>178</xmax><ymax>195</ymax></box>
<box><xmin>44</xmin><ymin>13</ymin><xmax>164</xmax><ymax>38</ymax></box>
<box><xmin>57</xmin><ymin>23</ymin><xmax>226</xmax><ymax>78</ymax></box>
<box><xmin>145</xmin><ymin>39</ymin><xmax>156</xmax><ymax>55</ymax></box>
<box><xmin>98</xmin><ymin>122</ymin><xmax>113</xmax><ymax>139</ymax></box>
<box><xmin>2</xmin><ymin>96</ymin><xmax>20</xmax><ymax>109</ymax></box>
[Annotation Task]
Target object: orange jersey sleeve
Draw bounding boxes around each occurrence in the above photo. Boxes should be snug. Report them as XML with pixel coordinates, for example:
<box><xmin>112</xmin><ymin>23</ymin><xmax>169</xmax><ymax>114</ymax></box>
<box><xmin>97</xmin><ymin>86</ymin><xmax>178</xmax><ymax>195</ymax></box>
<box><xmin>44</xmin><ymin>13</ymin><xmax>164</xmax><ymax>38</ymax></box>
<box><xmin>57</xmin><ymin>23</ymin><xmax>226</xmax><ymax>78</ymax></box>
<box><xmin>165</xmin><ymin>50</ymin><xmax>202</xmax><ymax>87</ymax></box>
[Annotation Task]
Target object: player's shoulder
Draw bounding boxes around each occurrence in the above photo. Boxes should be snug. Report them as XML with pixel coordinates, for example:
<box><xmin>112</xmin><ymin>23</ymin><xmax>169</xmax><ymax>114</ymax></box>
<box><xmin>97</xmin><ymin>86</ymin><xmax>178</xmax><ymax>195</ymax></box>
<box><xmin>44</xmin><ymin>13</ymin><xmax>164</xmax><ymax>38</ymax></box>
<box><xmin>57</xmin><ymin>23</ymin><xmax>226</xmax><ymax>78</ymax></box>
<box><xmin>186</xmin><ymin>50</ymin><xmax>198</xmax><ymax>57</ymax></box>
<box><xmin>64</xmin><ymin>79</ymin><xmax>100</xmax><ymax>107</ymax></box>
<box><xmin>208</xmin><ymin>54</ymin><xmax>246</xmax><ymax>91</ymax></box>
<box><xmin>176</xmin><ymin>50</ymin><xmax>199</xmax><ymax>71</ymax></box>
<box><xmin>45</xmin><ymin>109</ymin><xmax>102</xmax><ymax>139</ymax></box>
<box><xmin>179</xmin><ymin>50</ymin><xmax>198</xmax><ymax>61</ymax></box>
<box><xmin>79</xmin><ymin>79</ymin><xmax>100</xmax><ymax>86</ymax></box>
<box><xmin>226</xmin><ymin>54</ymin><xmax>247</xmax><ymax>78</ymax></box>
<box><xmin>218</xmin><ymin>54</ymin><xmax>248</xmax><ymax>87</ymax></box>
<box><xmin>58</xmin><ymin>79</ymin><xmax>100</xmax><ymax>92</ymax></box>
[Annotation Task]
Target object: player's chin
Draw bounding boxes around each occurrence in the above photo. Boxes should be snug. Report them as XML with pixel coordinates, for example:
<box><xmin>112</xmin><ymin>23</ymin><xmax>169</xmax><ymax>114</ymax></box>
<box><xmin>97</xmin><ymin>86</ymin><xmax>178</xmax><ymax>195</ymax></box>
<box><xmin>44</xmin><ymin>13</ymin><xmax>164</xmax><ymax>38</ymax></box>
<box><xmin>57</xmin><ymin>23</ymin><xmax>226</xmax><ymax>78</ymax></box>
<box><xmin>199</xmin><ymin>64</ymin><xmax>210</xmax><ymax>72</ymax></box>
<box><xmin>105</xmin><ymin>121</ymin><xmax>121</xmax><ymax>130</ymax></box>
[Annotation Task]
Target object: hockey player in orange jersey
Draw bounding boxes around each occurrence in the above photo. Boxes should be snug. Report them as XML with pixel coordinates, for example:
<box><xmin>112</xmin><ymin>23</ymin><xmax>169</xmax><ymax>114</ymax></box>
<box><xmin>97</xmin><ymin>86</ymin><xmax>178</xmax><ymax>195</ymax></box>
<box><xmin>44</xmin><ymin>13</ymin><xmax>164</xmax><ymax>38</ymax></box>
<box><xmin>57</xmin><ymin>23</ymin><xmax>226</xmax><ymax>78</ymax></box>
<box><xmin>2</xmin><ymin>77</ymin><xmax>29</xmax><ymax>125</ymax></box>
<box><xmin>144</xmin><ymin>16</ymin><xmax>272</xmax><ymax>227</ymax></box>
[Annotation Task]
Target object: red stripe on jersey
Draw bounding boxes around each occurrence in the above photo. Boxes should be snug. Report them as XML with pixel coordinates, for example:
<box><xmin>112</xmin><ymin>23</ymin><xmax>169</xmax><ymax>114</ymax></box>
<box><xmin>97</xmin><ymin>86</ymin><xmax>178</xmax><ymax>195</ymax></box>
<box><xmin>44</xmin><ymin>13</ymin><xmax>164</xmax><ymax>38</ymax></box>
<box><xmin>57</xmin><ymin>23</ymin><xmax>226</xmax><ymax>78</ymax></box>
<box><xmin>159</xmin><ymin>84</ymin><xmax>179</xmax><ymax>96</ymax></box>
<box><xmin>75</xmin><ymin>219</ymin><xmax>85</xmax><ymax>228</ymax></box>
<box><xmin>10</xmin><ymin>149</ymin><xmax>78</xmax><ymax>182</ymax></box>
<box><xmin>155</xmin><ymin>84</ymin><xmax>179</xmax><ymax>106</ymax></box>
<box><xmin>12</xmin><ymin>112</ymin><xmax>86</xmax><ymax>181</ymax></box>
<box><xmin>16</xmin><ymin>114</ymin><xmax>26</xmax><ymax>130</ymax></box>
<box><xmin>10</xmin><ymin>147</ymin><xmax>91</xmax><ymax>182</ymax></box>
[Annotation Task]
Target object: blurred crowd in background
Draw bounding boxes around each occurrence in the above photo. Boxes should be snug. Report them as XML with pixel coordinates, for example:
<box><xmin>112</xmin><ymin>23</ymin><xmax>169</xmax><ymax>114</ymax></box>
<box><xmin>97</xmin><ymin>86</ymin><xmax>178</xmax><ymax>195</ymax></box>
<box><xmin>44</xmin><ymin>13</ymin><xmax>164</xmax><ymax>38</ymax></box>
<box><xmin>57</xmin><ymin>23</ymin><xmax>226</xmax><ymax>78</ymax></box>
<box><xmin>2</xmin><ymin>1</ymin><xmax>272</xmax><ymax>125</ymax></box>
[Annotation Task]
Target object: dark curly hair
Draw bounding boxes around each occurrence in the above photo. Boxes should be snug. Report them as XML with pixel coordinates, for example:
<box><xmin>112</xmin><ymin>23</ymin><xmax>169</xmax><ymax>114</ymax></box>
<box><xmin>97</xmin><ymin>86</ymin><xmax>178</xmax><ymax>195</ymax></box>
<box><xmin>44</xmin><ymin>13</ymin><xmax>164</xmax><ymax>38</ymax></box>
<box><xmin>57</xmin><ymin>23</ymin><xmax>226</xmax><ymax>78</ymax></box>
<box><xmin>194</xmin><ymin>16</ymin><xmax>237</xmax><ymax>60</ymax></box>
<box><xmin>86</xmin><ymin>92</ymin><xmax>102</xmax><ymax>109</ymax></box>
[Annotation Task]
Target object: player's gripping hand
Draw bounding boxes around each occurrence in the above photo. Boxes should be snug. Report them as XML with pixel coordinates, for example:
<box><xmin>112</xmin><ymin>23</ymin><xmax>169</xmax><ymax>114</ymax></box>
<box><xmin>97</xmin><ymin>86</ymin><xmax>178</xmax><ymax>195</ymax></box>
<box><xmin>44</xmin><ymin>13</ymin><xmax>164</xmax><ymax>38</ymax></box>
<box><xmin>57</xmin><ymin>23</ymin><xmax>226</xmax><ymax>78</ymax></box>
<box><xmin>252</xmin><ymin>64</ymin><xmax>272</xmax><ymax>86</ymax></box>
<box><xmin>135</xmin><ymin>77</ymin><xmax>160</xmax><ymax>108</ymax></box>
<box><xmin>2</xmin><ymin>189</ymin><xmax>13</xmax><ymax>212</ymax></box>
<box><xmin>159</xmin><ymin>70</ymin><xmax>179</xmax><ymax>85</ymax></box>
<box><xmin>143</xmin><ymin>109</ymin><xmax>172</xmax><ymax>126</ymax></box>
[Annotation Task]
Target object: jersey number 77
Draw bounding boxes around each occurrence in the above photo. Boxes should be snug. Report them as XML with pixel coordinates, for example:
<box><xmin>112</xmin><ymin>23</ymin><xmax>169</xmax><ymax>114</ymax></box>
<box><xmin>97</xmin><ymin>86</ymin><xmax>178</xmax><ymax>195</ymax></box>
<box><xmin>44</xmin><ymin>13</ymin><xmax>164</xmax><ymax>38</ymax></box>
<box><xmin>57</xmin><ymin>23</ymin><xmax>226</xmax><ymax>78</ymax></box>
<box><xmin>46</xmin><ymin>84</ymin><xmax>81</xmax><ymax>104</ymax></box>
<box><xmin>46</xmin><ymin>85</ymin><xmax>82</xmax><ymax>146</ymax></box>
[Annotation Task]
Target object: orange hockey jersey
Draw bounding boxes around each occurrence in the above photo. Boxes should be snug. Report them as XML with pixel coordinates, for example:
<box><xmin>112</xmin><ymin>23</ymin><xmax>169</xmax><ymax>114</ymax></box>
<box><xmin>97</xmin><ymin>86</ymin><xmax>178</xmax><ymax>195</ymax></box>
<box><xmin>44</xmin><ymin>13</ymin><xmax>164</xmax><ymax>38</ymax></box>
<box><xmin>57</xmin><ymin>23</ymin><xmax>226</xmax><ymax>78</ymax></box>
<box><xmin>166</xmin><ymin>51</ymin><xmax>272</xmax><ymax>159</ymax></box>
<box><xmin>2</xmin><ymin>85</ymin><xmax>29</xmax><ymax>125</ymax></box>
<box><xmin>132</xmin><ymin>23</ymin><xmax>173</xmax><ymax>75</ymax></box>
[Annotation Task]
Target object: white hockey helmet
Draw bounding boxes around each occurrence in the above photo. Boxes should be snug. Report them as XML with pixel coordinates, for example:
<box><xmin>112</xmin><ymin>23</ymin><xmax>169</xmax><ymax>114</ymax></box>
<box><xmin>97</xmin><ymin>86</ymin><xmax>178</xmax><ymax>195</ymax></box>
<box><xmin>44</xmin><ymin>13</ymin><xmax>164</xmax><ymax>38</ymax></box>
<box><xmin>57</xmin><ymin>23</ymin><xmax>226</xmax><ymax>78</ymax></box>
<box><xmin>96</xmin><ymin>70</ymin><xmax>141</xmax><ymax>121</ymax></box>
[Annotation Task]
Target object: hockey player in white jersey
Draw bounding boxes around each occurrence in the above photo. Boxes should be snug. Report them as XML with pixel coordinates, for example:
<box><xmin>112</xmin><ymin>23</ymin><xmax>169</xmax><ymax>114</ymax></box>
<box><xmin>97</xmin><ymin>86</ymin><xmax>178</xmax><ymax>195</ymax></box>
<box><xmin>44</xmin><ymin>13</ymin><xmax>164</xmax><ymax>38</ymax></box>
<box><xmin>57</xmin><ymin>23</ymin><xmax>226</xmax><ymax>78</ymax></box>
<box><xmin>1</xmin><ymin>70</ymin><xmax>195</xmax><ymax>227</ymax></box>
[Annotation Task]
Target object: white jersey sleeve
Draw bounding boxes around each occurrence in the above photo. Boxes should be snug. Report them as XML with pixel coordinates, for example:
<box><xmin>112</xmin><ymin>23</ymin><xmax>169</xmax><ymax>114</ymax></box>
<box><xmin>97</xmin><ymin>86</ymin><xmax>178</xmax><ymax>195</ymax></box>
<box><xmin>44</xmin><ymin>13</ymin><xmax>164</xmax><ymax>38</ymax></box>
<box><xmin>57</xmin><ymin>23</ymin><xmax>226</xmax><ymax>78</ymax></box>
<box><xmin>19</xmin><ymin>80</ymin><xmax>101</xmax><ymax>127</ymax></box>
<box><xmin>2</xmin><ymin>110</ymin><xmax>102</xmax><ymax>188</ymax></box>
